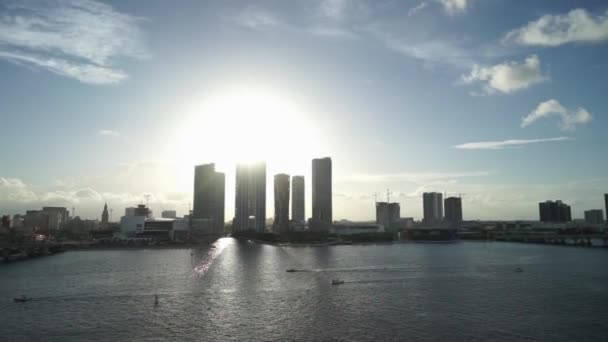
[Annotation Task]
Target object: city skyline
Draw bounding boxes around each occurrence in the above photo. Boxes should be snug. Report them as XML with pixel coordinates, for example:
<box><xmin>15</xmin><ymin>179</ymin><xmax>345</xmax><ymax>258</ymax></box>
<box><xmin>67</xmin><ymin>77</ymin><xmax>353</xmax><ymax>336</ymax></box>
<box><xmin>1</xmin><ymin>1</ymin><xmax>608</xmax><ymax>221</ymax></box>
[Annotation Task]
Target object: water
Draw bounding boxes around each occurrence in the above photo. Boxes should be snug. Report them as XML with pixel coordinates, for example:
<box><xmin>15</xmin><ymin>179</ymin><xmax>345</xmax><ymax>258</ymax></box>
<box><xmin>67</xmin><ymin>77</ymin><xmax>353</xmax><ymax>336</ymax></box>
<box><xmin>1</xmin><ymin>239</ymin><xmax>607</xmax><ymax>341</ymax></box>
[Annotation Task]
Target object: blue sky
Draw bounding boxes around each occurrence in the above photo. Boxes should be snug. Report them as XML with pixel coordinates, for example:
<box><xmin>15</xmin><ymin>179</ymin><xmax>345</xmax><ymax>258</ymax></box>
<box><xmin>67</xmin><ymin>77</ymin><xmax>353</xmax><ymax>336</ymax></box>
<box><xmin>1</xmin><ymin>0</ymin><xmax>607</xmax><ymax>221</ymax></box>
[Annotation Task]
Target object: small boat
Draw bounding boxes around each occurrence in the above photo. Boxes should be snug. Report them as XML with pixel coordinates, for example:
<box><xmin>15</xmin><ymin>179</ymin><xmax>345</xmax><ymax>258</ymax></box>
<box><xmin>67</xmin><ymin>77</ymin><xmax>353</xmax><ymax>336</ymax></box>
<box><xmin>286</xmin><ymin>269</ymin><xmax>297</xmax><ymax>273</ymax></box>
<box><xmin>154</xmin><ymin>294</ymin><xmax>159</xmax><ymax>306</ymax></box>
<box><xmin>515</xmin><ymin>267</ymin><xmax>523</xmax><ymax>273</ymax></box>
<box><xmin>14</xmin><ymin>295</ymin><xmax>31</xmax><ymax>303</ymax></box>
<box><xmin>331</xmin><ymin>279</ymin><xmax>345</xmax><ymax>285</ymax></box>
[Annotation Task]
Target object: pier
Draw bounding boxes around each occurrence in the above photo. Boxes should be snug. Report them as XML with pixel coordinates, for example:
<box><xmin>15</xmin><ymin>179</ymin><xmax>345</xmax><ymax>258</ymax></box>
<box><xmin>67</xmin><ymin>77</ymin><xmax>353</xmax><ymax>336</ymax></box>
<box><xmin>0</xmin><ymin>242</ymin><xmax>66</xmax><ymax>263</ymax></box>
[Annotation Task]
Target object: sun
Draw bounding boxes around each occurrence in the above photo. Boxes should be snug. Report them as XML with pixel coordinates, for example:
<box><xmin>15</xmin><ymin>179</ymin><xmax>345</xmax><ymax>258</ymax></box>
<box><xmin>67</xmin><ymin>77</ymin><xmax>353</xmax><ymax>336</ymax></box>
<box><xmin>170</xmin><ymin>85</ymin><xmax>323</xmax><ymax>190</ymax></box>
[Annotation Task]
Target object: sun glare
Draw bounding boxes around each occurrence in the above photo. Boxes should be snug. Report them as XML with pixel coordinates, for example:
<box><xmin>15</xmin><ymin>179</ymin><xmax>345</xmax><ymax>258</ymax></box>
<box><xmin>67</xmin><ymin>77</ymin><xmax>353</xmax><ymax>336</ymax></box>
<box><xmin>171</xmin><ymin>85</ymin><xmax>323</xmax><ymax>189</ymax></box>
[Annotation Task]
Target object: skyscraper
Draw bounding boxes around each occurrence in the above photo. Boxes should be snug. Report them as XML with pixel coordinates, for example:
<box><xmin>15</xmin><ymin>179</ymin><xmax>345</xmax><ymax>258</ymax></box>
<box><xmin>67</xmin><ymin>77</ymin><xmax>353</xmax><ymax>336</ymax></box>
<box><xmin>193</xmin><ymin>163</ymin><xmax>225</xmax><ymax>234</ymax></box>
<box><xmin>311</xmin><ymin>157</ymin><xmax>332</xmax><ymax>231</ymax></box>
<box><xmin>423</xmin><ymin>192</ymin><xmax>443</xmax><ymax>223</ymax></box>
<box><xmin>584</xmin><ymin>209</ymin><xmax>603</xmax><ymax>224</ymax></box>
<box><xmin>234</xmin><ymin>162</ymin><xmax>266</xmax><ymax>232</ymax></box>
<box><xmin>539</xmin><ymin>200</ymin><xmax>571</xmax><ymax>223</ymax></box>
<box><xmin>605</xmin><ymin>194</ymin><xmax>607</xmax><ymax>221</ymax></box>
<box><xmin>101</xmin><ymin>203</ymin><xmax>109</xmax><ymax>229</ymax></box>
<box><xmin>291</xmin><ymin>176</ymin><xmax>305</xmax><ymax>223</ymax></box>
<box><xmin>444</xmin><ymin>197</ymin><xmax>463</xmax><ymax>223</ymax></box>
<box><xmin>273</xmin><ymin>174</ymin><xmax>290</xmax><ymax>233</ymax></box>
<box><xmin>376</xmin><ymin>202</ymin><xmax>400</xmax><ymax>231</ymax></box>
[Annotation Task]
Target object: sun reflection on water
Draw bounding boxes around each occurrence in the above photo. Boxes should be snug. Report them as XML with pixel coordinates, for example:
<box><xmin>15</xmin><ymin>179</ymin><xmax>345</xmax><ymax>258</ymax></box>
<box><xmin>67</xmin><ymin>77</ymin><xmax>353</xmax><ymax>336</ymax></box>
<box><xmin>192</xmin><ymin>238</ymin><xmax>233</xmax><ymax>277</ymax></box>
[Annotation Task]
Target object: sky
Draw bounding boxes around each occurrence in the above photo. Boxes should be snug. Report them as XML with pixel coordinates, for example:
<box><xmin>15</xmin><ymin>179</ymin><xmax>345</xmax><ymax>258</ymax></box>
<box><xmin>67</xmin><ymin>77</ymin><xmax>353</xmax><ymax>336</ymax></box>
<box><xmin>1</xmin><ymin>0</ymin><xmax>607</xmax><ymax>221</ymax></box>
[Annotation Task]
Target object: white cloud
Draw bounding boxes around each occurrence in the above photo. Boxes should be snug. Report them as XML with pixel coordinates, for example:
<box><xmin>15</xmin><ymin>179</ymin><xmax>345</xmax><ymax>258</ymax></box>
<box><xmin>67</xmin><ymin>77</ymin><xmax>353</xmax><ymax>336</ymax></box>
<box><xmin>453</xmin><ymin>136</ymin><xmax>573</xmax><ymax>150</ymax></box>
<box><xmin>409</xmin><ymin>0</ymin><xmax>469</xmax><ymax>16</ymax></box>
<box><xmin>233</xmin><ymin>7</ymin><xmax>280</xmax><ymax>30</ymax></box>
<box><xmin>439</xmin><ymin>0</ymin><xmax>469</xmax><ymax>16</ymax></box>
<box><xmin>0</xmin><ymin>0</ymin><xmax>146</xmax><ymax>84</ymax></box>
<box><xmin>319</xmin><ymin>0</ymin><xmax>349</xmax><ymax>20</ymax></box>
<box><xmin>461</xmin><ymin>55</ymin><xmax>547</xmax><ymax>94</ymax></box>
<box><xmin>347</xmin><ymin>171</ymin><xmax>490</xmax><ymax>183</ymax></box>
<box><xmin>504</xmin><ymin>9</ymin><xmax>608</xmax><ymax>47</ymax></box>
<box><xmin>522</xmin><ymin>99</ymin><xmax>593</xmax><ymax>130</ymax></box>
<box><xmin>98</xmin><ymin>129</ymin><xmax>120</xmax><ymax>136</ymax></box>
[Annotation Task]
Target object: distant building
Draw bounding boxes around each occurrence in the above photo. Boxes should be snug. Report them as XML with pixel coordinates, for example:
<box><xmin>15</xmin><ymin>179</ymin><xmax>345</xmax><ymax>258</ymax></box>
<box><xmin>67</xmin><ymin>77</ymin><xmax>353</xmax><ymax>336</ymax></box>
<box><xmin>330</xmin><ymin>223</ymin><xmax>384</xmax><ymax>235</ymax></box>
<box><xmin>311</xmin><ymin>157</ymin><xmax>332</xmax><ymax>231</ymax></box>
<box><xmin>539</xmin><ymin>200</ymin><xmax>571</xmax><ymax>222</ymax></box>
<box><xmin>193</xmin><ymin>163</ymin><xmax>225</xmax><ymax>234</ymax></box>
<box><xmin>423</xmin><ymin>192</ymin><xmax>443</xmax><ymax>223</ymax></box>
<box><xmin>376</xmin><ymin>202</ymin><xmax>400</xmax><ymax>231</ymax></box>
<box><xmin>42</xmin><ymin>207</ymin><xmax>69</xmax><ymax>230</ymax></box>
<box><xmin>584</xmin><ymin>209</ymin><xmax>603</xmax><ymax>224</ymax></box>
<box><xmin>291</xmin><ymin>175</ymin><xmax>305</xmax><ymax>223</ymax></box>
<box><xmin>161</xmin><ymin>210</ymin><xmax>177</xmax><ymax>219</ymax></box>
<box><xmin>233</xmin><ymin>162</ymin><xmax>266</xmax><ymax>232</ymax></box>
<box><xmin>125</xmin><ymin>207</ymin><xmax>136</xmax><ymax>217</ymax></box>
<box><xmin>605</xmin><ymin>194</ymin><xmax>608</xmax><ymax>222</ymax></box>
<box><xmin>444</xmin><ymin>197</ymin><xmax>463</xmax><ymax>223</ymax></box>
<box><xmin>273</xmin><ymin>174</ymin><xmax>290</xmax><ymax>233</ymax></box>
<box><xmin>101</xmin><ymin>203</ymin><xmax>109</xmax><ymax>229</ymax></box>
<box><xmin>134</xmin><ymin>204</ymin><xmax>152</xmax><ymax>218</ymax></box>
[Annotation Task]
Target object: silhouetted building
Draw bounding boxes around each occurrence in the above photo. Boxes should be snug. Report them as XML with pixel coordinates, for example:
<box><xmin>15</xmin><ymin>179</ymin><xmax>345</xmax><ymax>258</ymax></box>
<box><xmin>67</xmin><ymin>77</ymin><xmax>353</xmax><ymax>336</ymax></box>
<box><xmin>605</xmin><ymin>194</ymin><xmax>608</xmax><ymax>222</ymax></box>
<box><xmin>584</xmin><ymin>209</ymin><xmax>603</xmax><ymax>224</ymax></box>
<box><xmin>444</xmin><ymin>197</ymin><xmax>463</xmax><ymax>223</ymax></box>
<box><xmin>42</xmin><ymin>207</ymin><xmax>69</xmax><ymax>229</ymax></box>
<box><xmin>539</xmin><ymin>200</ymin><xmax>571</xmax><ymax>222</ymax></box>
<box><xmin>311</xmin><ymin>157</ymin><xmax>332</xmax><ymax>231</ymax></box>
<box><xmin>161</xmin><ymin>210</ymin><xmax>177</xmax><ymax>219</ymax></box>
<box><xmin>234</xmin><ymin>162</ymin><xmax>266</xmax><ymax>232</ymax></box>
<box><xmin>423</xmin><ymin>192</ymin><xmax>443</xmax><ymax>223</ymax></box>
<box><xmin>125</xmin><ymin>207</ymin><xmax>136</xmax><ymax>217</ymax></box>
<box><xmin>273</xmin><ymin>174</ymin><xmax>290</xmax><ymax>233</ymax></box>
<box><xmin>291</xmin><ymin>175</ymin><xmax>305</xmax><ymax>223</ymax></box>
<box><xmin>193</xmin><ymin>163</ymin><xmax>225</xmax><ymax>234</ymax></box>
<box><xmin>101</xmin><ymin>203</ymin><xmax>109</xmax><ymax>229</ymax></box>
<box><xmin>134</xmin><ymin>204</ymin><xmax>152</xmax><ymax>218</ymax></box>
<box><xmin>376</xmin><ymin>202</ymin><xmax>400</xmax><ymax>231</ymax></box>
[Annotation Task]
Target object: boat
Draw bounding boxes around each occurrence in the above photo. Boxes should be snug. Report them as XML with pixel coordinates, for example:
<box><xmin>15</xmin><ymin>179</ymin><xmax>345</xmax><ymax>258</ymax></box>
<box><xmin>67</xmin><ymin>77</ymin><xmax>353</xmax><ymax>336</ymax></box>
<box><xmin>14</xmin><ymin>295</ymin><xmax>31</xmax><ymax>303</ymax></box>
<box><xmin>331</xmin><ymin>279</ymin><xmax>345</xmax><ymax>285</ymax></box>
<box><xmin>515</xmin><ymin>267</ymin><xmax>523</xmax><ymax>273</ymax></box>
<box><xmin>286</xmin><ymin>269</ymin><xmax>297</xmax><ymax>273</ymax></box>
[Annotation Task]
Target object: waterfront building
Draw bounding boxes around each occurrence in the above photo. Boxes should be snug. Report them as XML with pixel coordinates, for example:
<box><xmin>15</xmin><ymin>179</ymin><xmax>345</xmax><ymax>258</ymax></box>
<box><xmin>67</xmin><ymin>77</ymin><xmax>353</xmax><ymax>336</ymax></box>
<box><xmin>584</xmin><ymin>209</ymin><xmax>604</xmax><ymax>224</ymax></box>
<box><xmin>193</xmin><ymin>163</ymin><xmax>225</xmax><ymax>234</ymax></box>
<box><xmin>423</xmin><ymin>192</ymin><xmax>443</xmax><ymax>223</ymax></box>
<box><xmin>125</xmin><ymin>207</ymin><xmax>136</xmax><ymax>217</ymax></box>
<box><xmin>42</xmin><ymin>207</ymin><xmax>69</xmax><ymax>229</ymax></box>
<box><xmin>161</xmin><ymin>210</ymin><xmax>177</xmax><ymax>219</ymax></box>
<box><xmin>375</xmin><ymin>202</ymin><xmax>400</xmax><ymax>231</ymax></box>
<box><xmin>234</xmin><ymin>162</ymin><xmax>266</xmax><ymax>232</ymax></box>
<box><xmin>311</xmin><ymin>157</ymin><xmax>332</xmax><ymax>231</ymax></box>
<box><xmin>539</xmin><ymin>200</ymin><xmax>571</xmax><ymax>222</ymax></box>
<box><xmin>273</xmin><ymin>174</ymin><xmax>290</xmax><ymax>234</ymax></box>
<box><xmin>101</xmin><ymin>203</ymin><xmax>109</xmax><ymax>229</ymax></box>
<box><xmin>444</xmin><ymin>197</ymin><xmax>463</xmax><ymax>223</ymax></box>
<box><xmin>605</xmin><ymin>194</ymin><xmax>608</xmax><ymax>222</ymax></box>
<box><xmin>291</xmin><ymin>175</ymin><xmax>305</xmax><ymax>223</ymax></box>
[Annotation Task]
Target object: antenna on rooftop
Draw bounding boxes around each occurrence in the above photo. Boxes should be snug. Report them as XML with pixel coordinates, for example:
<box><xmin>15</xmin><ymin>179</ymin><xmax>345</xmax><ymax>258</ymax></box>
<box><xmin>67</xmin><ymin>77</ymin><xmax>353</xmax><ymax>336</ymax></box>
<box><xmin>387</xmin><ymin>188</ymin><xmax>390</xmax><ymax>204</ymax></box>
<box><xmin>144</xmin><ymin>194</ymin><xmax>151</xmax><ymax>207</ymax></box>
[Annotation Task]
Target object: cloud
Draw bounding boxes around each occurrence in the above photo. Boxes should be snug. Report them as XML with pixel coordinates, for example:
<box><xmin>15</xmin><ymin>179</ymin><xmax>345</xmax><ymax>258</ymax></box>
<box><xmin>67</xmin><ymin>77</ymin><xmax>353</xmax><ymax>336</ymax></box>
<box><xmin>347</xmin><ymin>171</ymin><xmax>490</xmax><ymax>183</ymax></box>
<box><xmin>461</xmin><ymin>55</ymin><xmax>547</xmax><ymax>94</ymax></box>
<box><xmin>98</xmin><ymin>129</ymin><xmax>120</xmax><ymax>136</ymax></box>
<box><xmin>319</xmin><ymin>0</ymin><xmax>349</xmax><ymax>20</ymax></box>
<box><xmin>233</xmin><ymin>7</ymin><xmax>280</xmax><ymax>30</ymax></box>
<box><xmin>0</xmin><ymin>0</ymin><xmax>146</xmax><ymax>84</ymax></box>
<box><xmin>409</xmin><ymin>0</ymin><xmax>469</xmax><ymax>16</ymax></box>
<box><xmin>439</xmin><ymin>0</ymin><xmax>469</xmax><ymax>16</ymax></box>
<box><xmin>522</xmin><ymin>99</ymin><xmax>593</xmax><ymax>130</ymax></box>
<box><xmin>453</xmin><ymin>136</ymin><xmax>573</xmax><ymax>150</ymax></box>
<box><xmin>504</xmin><ymin>9</ymin><xmax>608</xmax><ymax>47</ymax></box>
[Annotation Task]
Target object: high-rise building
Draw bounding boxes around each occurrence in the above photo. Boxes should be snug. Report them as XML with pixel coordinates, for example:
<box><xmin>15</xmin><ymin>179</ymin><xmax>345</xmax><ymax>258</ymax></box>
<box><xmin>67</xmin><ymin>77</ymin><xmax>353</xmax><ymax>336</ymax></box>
<box><xmin>539</xmin><ymin>200</ymin><xmax>571</xmax><ymax>222</ymax></box>
<box><xmin>234</xmin><ymin>162</ymin><xmax>266</xmax><ymax>232</ymax></box>
<box><xmin>311</xmin><ymin>157</ymin><xmax>332</xmax><ymax>231</ymax></box>
<box><xmin>376</xmin><ymin>202</ymin><xmax>400</xmax><ymax>231</ymax></box>
<box><xmin>101</xmin><ymin>203</ymin><xmax>109</xmax><ymax>229</ymax></box>
<box><xmin>584</xmin><ymin>209</ymin><xmax>603</xmax><ymax>224</ymax></box>
<box><xmin>193</xmin><ymin>163</ymin><xmax>225</xmax><ymax>234</ymax></box>
<box><xmin>42</xmin><ymin>207</ymin><xmax>69</xmax><ymax>229</ymax></box>
<box><xmin>605</xmin><ymin>194</ymin><xmax>608</xmax><ymax>221</ymax></box>
<box><xmin>273</xmin><ymin>174</ymin><xmax>290</xmax><ymax>233</ymax></box>
<box><xmin>444</xmin><ymin>197</ymin><xmax>463</xmax><ymax>223</ymax></box>
<box><xmin>423</xmin><ymin>192</ymin><xmax>443</xmax><ymax>223</ymax></box>
<box><xmin>291</xmin><ymin>176</ymin><xmax>305</xmax><ymax>223</ymax></box>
